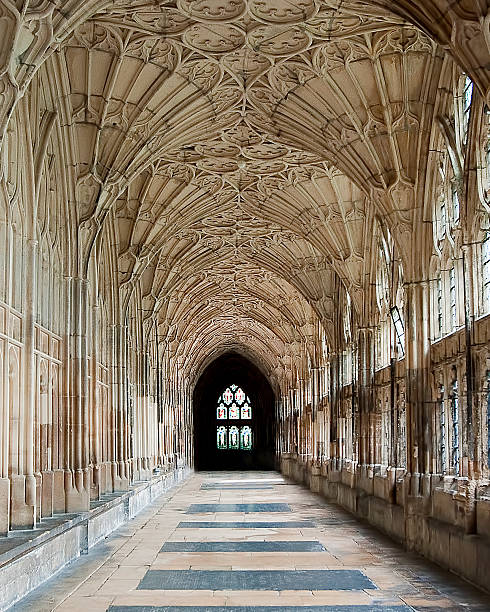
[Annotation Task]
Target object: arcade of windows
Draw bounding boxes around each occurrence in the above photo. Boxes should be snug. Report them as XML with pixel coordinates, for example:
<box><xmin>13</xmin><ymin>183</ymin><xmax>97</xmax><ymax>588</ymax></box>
<box><xmin>333</xmin><ymin>72</ymin><xmax>490</xmax><ymax>477</ymax></box>
<box><xmin>216</xmin><ymin>385</ymin><xmax>252</xmax><ymax>451</ymax></box>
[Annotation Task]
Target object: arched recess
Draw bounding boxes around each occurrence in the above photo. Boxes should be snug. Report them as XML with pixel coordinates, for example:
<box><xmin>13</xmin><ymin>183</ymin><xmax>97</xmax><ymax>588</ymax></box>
<box><xmin>193</xmin><ymin>352</ymin><xmax>276</xmax><ymax>471</ymax></box>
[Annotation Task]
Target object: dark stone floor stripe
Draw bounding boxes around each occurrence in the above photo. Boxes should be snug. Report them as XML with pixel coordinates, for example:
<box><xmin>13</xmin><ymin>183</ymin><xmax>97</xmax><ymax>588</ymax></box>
<box><xmin>109</xmin><ymin>606</ymin><xmax>410</xmax><ymax>612</ymax></box>
<box><xmin>137</xmin><ymin>569</ymin><xmax>376</xmax><ymax>591</ymax></box>
<box><xmin>176</xmin><ymin>521</ymin><xmax>314</xmax><ymax>529</ymax></box>
<box><xmin>186</xmin><ymin>503</ymin><xmax>291</xmax><ymax>513</ymax></box>
<box><xmin>200</xmin><ymin>483</ymin><xmax>273</xmax><ymax>490</ymax></box>
<box><xmin>161</xmin><ymin>541</ymin><xmax>326</xmax><ymax>552</ymax></box>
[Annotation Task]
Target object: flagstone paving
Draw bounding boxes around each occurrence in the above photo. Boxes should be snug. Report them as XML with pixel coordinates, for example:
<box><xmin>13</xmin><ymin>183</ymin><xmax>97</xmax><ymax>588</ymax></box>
<box><xmin>10</xmin><ymin>471</ymin><xmax>490</xmax><ymax>611</ymax></box>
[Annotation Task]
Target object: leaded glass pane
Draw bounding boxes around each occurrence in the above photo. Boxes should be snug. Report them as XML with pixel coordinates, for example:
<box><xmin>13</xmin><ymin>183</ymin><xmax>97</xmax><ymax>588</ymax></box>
<box><xmin>449</xmin><ymin>267</ymin><xmax>457</xmax><ymax>329</ymax></box>
<box><xmin>223</xmin><ymin>387</ymin><xmax>233</xmax><ymax>404</ymax></box>
<box><xmin>451</xmin><ymin>379</ymin><xmax>459</xmax><ymax>473</ymax></box>
<box><xmin>240</xmin><ymin>426</ymin><xmax>252</xmax><ymax>450</ymax></box>
<box><xmin>229</xmin><ymin>426</ymin><xmax>239</xmax><ymax>449</ymax></box>
<box><xmin>482</xmin><ymin>231</ymin><xmax>490</xmax><ymax>311</ymax></box>
<box><xmin>217</xmin><ymin>403</ymin><xmax>227</xmax><ymax>420</ymax></box>
<box><xmin>217</xmin><ymin>426</ymin><xmax>227</xmax><ymax>449</ymax></box>
<box><xmin>241</xmin><ymin>403</ymin><xmax>251</xmax><ymax>419</ymax></box>
<box><xmin>235</xmin><ymin>387</ymin><xmax>245</xmax><ymax>404</ymax></box>
<box><xmin>462</xmin><ymin>76</ymin><xmax>473</xmax><ymax>146</ymax></box>
<box><xmin>229</xmin><ymin>403</ymin><xmax>239</xmax><ymax>419</ymax></box>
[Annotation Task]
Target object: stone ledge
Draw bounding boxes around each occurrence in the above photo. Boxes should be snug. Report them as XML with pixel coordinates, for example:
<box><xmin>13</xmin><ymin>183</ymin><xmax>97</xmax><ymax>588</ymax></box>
<box><xmin>0</xmin><ymin>467</ymin><xmax>190</xmax><ymax>611</ymax></box>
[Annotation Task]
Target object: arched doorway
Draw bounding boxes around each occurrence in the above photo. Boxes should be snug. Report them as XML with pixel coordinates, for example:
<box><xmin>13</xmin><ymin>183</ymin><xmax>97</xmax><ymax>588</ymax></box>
<box><xmin>193</xmin><ymin>352</ymin><xmax>276</xmax><ymax>470</ymax></box>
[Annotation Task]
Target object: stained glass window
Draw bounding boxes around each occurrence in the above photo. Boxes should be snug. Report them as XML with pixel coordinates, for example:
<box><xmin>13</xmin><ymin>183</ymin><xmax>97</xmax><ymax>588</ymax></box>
<box><xmin>216</xmin><ymin>385</ymin><xmax>253</xmax><ymax>450</ymax></box>
<box><xmin>240</xmin><ymin>426</ymin><xmax>252</xmax><ymax>450</ymax></box>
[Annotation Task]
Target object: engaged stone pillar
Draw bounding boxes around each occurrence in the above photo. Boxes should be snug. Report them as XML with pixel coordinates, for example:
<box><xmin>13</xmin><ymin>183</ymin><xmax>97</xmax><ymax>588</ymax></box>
<box><xmin>65</xmin><ymin>276</ymin><xmax>90</xmax><ymax>512</ymax></box>
<box><xmin>404</xmin><ymin>279</ymin><xmax>432</xmax><ymax>495</ymax></box>
<box><xmin>11</xmin><ymin>237</ymin><xmax>37</xmax><ymax>529</ymax></box>
<box><xmin>357</xmin><ymin>327</ymin><xmax>375</xmax><ymax>467</ymax></box>
<box><xmin>112</xmin><ymin>322</ymin><xmax>129</xmax><ymax>490</ymax></box>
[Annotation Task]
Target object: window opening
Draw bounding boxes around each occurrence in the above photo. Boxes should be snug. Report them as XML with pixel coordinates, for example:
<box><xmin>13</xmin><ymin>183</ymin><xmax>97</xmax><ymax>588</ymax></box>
<box><xmin>462</xmin><ymin>76</ymin><xmax>473</xmax><ymax>147</ymax></box>
<box><xmin>439</xmin><ymin>385</ymin><xmax>446</xmax><ymax>472</ymax></box>
<box><xmin>437</xmin><ymin>274</ymin><xmax>443</xmax><ymax>336</ymax></box>
<box><xmin>449</xmin><ymin>267</ymin><xmax>457</xmax><ymax>329</ymax></box>
<box><xmin>390</xmin><ymin>306</ymin><xmax>405</xmax><ymax>357</ymax></box>
<box><xmin>482</xmin><ymin>231</ymin><xmax>490</xmax><ymax>312</ymax></box>
<box><xmin>487</xmin><ymin>371</ymin><xmax>490</xmax><ymax>469</ymax></box>
<box><xmin>451</xmin><ymin>379</ymin><xmax>459</xmax><ymax>473</ymax></box>
<box><xmin>451</xmin><ymin>183</ymin><xmax>460</xmax><ymax>224</ymax></box>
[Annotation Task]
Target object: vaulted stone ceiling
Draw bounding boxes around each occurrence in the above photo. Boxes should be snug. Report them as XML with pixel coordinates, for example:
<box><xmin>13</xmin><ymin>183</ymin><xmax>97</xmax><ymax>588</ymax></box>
<box><xmin>22</xmin><ymin>0</ymin><xmax>483</xmax><ymax>385</ymax></box>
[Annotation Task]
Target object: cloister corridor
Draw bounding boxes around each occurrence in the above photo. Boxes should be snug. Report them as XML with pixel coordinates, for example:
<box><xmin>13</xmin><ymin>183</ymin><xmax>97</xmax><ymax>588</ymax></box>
<box><xmin>2</xmin><ymin>0</ymin><xmax>490</xmax><ymax>608</ymax></box>
<box><xmin>10</xmin><ymin>472</ymin><xmax>490</xmax><ymax>612</ymax></box>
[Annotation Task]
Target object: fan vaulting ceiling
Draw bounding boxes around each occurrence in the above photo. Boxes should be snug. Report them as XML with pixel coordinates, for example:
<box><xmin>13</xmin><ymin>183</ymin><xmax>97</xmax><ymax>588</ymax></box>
<box><xmin>38</xmin><ymin>0</ymin><xmax>473</xmax><ymax>384</ymax></box>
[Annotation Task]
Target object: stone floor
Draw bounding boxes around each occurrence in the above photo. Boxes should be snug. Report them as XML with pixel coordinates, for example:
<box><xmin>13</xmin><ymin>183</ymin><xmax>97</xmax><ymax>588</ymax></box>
<box><xmin>11</xmin><ymin>472</ymin><xmax>490</xmax><ymax>611</ymax></box>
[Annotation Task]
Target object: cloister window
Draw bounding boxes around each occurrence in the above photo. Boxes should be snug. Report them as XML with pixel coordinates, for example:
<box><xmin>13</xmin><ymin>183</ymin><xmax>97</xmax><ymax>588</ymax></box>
<box><xmin>449</xmin><ymin>267</ymin><xmax>457</xmax><ymax>330</ymax></box>
<box><xmin>216</xmin><ymin>384</ymin><xmax>252</xmax><ymax>451</ymax></box>
<box><xmin>460</xmin><ymin>75</ymin><xmax>474</xmax><ymax>148</ymax></box>
<box><xmin>438</xmin><ymin>186</ymin><xmax>448</xmax><ymax>239</ymax></box>
<box><xmin>479</xmin><ymin>107</ymin><xmax>490</xmax><ymax>206</ymax></box>
<box><xmin>375</xmin><ymin>229</ymin><xmax>404</xmax><ymax>367</ymax></box>
<box><xmin>390</xmin><ymin>306</ymin><xmax>405</xmax><ymax>357</ymax></box>
<box><xmin>437</xmin><ymin>274</ymin><xmax>443</xmax><ymax>336</ymax></box>
<box><xmin>451</xmin><ymin>183</ymin><xmax>460</xmax><ymax>225</ymax></box>
<box><xmin>487</xmin><ymin>371</ymin><xmax>490</xmax><ymax>469</ymax></box>
<box><xmin>451</xmin><ymin>378</ymin><xmax>460</xmax><ymax>474</ymax></box>
<box><xmin>438</xmin><ymin>384</ymin><xmax>447</xmax><ymax>473</ymax></box>
<box><xmin>482</xmin><ymin>231</ymin><xmax>490</xmax><ymax>312</ymax></box>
